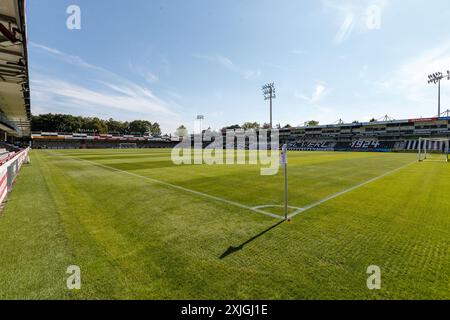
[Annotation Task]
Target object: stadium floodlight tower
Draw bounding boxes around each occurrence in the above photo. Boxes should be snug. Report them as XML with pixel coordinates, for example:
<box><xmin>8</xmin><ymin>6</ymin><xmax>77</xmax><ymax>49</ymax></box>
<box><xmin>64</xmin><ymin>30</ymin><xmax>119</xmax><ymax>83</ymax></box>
<box><xmin>196</xmin><ymin>115</ymin><xmax>204</xmax><ymax>134</ymax></box>
<box><xmin>262</xmin><ymin>83</ymin><xmax>276</xmax><ymax>128</ymax></box>
<box><xmin>428</xmin><ymin>71</ymin><xmax>450</xmax><ymax>116</ymax></box>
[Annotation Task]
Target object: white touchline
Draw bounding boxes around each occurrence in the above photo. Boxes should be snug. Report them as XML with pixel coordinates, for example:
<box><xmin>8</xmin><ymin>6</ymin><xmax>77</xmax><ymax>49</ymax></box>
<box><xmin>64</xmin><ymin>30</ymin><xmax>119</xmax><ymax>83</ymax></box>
<box><xmin>252</xmin><ymin>204</ymin><xmax>302</xmax><ymax>210</ymax></box>
<box><xmin>54</xmin><ymin>152</ymin><xmax>284</xmax><ymax>220</ymax></box>
<box><xmin>287</xmin><ymin>160</ymin><xmax>417</xmax><ymax>219</ymax></box>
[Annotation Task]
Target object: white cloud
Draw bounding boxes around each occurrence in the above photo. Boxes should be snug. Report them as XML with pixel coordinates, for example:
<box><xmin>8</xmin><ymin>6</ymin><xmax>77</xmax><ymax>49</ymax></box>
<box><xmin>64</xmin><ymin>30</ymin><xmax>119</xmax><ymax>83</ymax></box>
<box><xmin>194</xmin><ymin>54</ymin><xmax>261</xmax><ymax>80</ymax></box>
<box><xmin>377</xmin><ymin>43</ymin><xmax>450</xmax><ymax>114</ymax></box>
<box><xmin>30</xmin><ymin>43</ymin><xmax>183</xmax><ymax>133</ymax></box>
<box><xmin>128</xmin><ymin>62</ymin><xmax>159</xmax><ymax>84</ymax></box>
<box><xmin>295</xmin><ymin>84</ymin><xmax>329</xmax><ymax>104</ymax></box>
<box><xmin>142</xmin><ymin>72</ymin><xmax>159</xmax><ymax>84</ymax></box>
<box><xmin>30</xmin><ymin>42</ymin><xmax>103</xmax><ymax>71</ymax></box>
<box><xmin>32</xmin><ymin>76</ymin><xmax>173</xmax><ymax>115</ymax></box>
<box><xmin>323</xmin><ymin>0</ymin><xmax>389</xmax><ymax>45</ymax></box>
<box><xmin>243</xmin><ymin>70</ymin><xmax>262</xmax><ymax>80</ymax></box>
<box><xmin>333</xmin><ymin>13</ymin><xmax>355</xmax><ymax>45</ymax></box>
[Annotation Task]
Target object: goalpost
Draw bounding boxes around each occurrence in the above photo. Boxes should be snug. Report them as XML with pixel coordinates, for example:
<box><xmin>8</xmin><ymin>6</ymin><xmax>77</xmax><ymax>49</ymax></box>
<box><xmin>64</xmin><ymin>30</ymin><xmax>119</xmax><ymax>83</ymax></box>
<box><xmin>119</xmin><ymin>143</ymin><xmax>138</xmax><ymax>149</ymax></box>
<box><xmin>418</xmin><ymin>137</ymin><xmax>449</xmax><ymax>162</ymax></box>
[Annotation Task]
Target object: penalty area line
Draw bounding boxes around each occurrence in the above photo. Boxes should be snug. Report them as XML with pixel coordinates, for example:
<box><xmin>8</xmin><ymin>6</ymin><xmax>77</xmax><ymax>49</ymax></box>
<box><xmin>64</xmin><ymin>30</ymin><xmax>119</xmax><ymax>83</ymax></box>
<box><xmin>288</xmin><ymin>160</ymin><xmax>417</xmax><ymax>219</ymax></box>
<box><xmin>54</xmin><ymin>153</ymin><xmax>284</xmax><ymax>220</ymax></box>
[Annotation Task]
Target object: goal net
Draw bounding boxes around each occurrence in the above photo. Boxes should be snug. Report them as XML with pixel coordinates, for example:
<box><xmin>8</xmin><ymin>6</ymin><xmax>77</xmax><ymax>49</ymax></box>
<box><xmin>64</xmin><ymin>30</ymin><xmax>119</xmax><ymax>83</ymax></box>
<box><xmin>119</xmin><ymin>143</ymin><xmax>138</xmax><ymax>149</ymax></box>
<box><xmin>418</xmin><ymin>138</ymin><xmax>449</xmax><ymax>162</ymax></box>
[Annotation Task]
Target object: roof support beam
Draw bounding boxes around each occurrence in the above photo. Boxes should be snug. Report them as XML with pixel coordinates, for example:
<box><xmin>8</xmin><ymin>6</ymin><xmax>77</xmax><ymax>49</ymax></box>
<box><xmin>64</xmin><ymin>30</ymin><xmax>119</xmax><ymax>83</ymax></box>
<box><xmin>0</xmin><ymin>13</ymin><xmax>17</xmax><ymax>24</ymax></box>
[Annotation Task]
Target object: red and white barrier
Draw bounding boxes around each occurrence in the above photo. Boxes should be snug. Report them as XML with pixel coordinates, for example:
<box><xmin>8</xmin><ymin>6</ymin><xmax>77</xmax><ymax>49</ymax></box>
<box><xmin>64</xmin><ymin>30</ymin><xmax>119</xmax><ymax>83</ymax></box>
<box><xmin>0</xmin><ymin>148</ymin><xmax>30</xmax><ymax>204</ymax></box>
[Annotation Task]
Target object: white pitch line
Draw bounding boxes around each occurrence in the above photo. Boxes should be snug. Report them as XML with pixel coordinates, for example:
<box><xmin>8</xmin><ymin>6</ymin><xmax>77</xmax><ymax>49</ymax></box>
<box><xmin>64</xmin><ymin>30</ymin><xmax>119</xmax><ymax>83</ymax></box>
<box><xmin>54</xmin><ymin>153</ymin><xmax>284</xmax><ymax>220</ymax></box>
<box><xmin>288</xmin><ymin>160</ymin><xmax>417</xmax><ymax>219</ymax></box>
<box><xmin>252</xmin><ymin>204</ymin><xmax>302</xmax><ymax>210</ymax></box>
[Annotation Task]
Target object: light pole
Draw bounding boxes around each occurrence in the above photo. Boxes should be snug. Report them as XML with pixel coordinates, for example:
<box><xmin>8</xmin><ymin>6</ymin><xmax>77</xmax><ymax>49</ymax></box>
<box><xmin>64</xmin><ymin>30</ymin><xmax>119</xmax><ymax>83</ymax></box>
<box><xmin>262</xmin><ymin>83</ymin><xmax>276</xmax><ymax>128</ymax></box>
<box><xmin>428</xmin><ymin>71</ymin><xmax>450</xmax><ymax>116</ymax></box>
<box><xmin>280</xmin><ymin>144</ymin><xmax>288</xmax><ymax>221</ymax></box>
<box><xmin>196</xmin><ymin>115</ymin><xmax>204</xmax><ymax>134</ymax></box>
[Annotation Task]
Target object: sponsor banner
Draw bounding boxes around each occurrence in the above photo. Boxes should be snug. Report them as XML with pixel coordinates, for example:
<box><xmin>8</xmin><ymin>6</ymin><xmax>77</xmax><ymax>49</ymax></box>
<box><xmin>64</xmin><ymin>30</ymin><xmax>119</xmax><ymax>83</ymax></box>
<box><xmin>296</xmin><ymin>141</ymin><xmax>332</xmax><ymax>149</ymax></box>
<box><xmin>288</xmin><ymin>147</ymin><xmax>335</xmax><ymax>151</ymax></box>
<box><xmin>0</xmin><ymin>148</ymin><xmax>30</xmax><ymax>201</ymax></box>
<box><xmin>0</xmin><ymin>169</ymin><xmax>7</xmax><ymax>203</ymax></box>
<box><xmin>350</xmin><ymin>140</ymin><xmax>380</xmax><ymax>149</ymax></box>
<box><xmin>409</xmin><ymin>117</ymin><xmax>438</xmax><ymax>123</ymax></box>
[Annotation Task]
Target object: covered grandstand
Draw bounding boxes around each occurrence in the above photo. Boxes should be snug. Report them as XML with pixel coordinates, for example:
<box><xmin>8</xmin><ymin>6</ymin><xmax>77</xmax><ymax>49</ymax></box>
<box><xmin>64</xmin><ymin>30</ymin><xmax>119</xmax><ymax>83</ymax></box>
<box><xmin>0</xmin><ymin>0</ymin><xmax>31</xmax><ymax>203</ymax></box>
<box><xmin>0</xmin><ymin>0</ymin><xmax>30</xmax><ymax>144</ymax></box>
<box><xmin>280</xmin><ymin>116</ymin><xmax>450</xmax><ymax>152</ymax></box>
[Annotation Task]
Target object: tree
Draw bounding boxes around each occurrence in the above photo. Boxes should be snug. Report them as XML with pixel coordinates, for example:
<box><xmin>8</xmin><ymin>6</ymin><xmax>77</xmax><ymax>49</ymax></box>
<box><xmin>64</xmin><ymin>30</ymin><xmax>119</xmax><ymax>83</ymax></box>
<box><xmin>261</xmin><ymin>123</ymin><xmax>271</xmax><ymax>129</ymax></box>
<box><xmin>84</xmin><ymin>117</ymin><xmax>108</xmax><ymax>134</ymax></box>
<box><xmin>30</xmin><ymin>114</ymin><xmax>162</xmax><ymax>135</ymax></box>
<box><xmin>304</xmin><ymin>120</ymin><xmax>319</xmax><ymax>127</ymax></box>
<box><xmin>221</xmin><ymin>124</ymin><xmax>241</xmax><ymax>133</ymax></box>
<box><xmin>128</xmin><ymin>120</ymin><xmax>151</xmax><ymax>135</ymax></box>
<box><xmin>106</xmin><ymin>118</ymin><xmax>126</xmax><ymax>134</ymax></box>
<box><xmin>150</xmin><ymin>122</ymin><xmax>161</xmax><ymax>136</ymax></box>
<box><xmin>175</xmin><ymin>125</ymin><xmax>188</xmax><ymax>137</ymax></box>
<box><xmin>242</xmin><ymin>122</ymin><xmax>260</xmax><ymax>130</ymax></box>
<box><xmin>283</xmin><ymin>124</ymin><xmax>292</xmax><ymax>129</ymax></box>
<box><xmin>369</xmin><ymin>118</ymin><xmax>377</xmax><ymax>123</ymax></box>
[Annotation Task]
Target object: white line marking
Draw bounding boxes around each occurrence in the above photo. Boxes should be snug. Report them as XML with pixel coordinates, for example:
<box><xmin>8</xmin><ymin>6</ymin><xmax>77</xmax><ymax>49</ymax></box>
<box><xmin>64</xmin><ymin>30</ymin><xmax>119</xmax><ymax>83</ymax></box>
<box><xmin>288</xmin><ymin>161</ymin><xmax>417</xmax><ymax>219</ymax></box>
<box><xmin>252</xmin><ymin>204</ymin><xmax>302</xmax><ymax>210</ymax></box>
<box><xmin>53</xmin><ymin>153</ymin><xmax>283</xmax><ymax>220</ymax></box>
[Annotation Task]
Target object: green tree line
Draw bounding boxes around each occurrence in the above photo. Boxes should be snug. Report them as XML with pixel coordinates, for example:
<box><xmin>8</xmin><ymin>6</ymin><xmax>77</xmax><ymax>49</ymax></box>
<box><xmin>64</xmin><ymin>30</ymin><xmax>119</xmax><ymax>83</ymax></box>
<box><xmin>31</xmin><ymin>114</ymin><xmax>161</xmax><ymax>135</ymax></box>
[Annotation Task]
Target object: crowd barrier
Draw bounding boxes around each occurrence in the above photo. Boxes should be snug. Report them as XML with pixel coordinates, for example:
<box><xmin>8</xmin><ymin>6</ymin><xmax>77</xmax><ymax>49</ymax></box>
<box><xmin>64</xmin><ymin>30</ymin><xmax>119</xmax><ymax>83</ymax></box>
<box><xmin>0</xmin><ymin>148</ymin><xmax>30</xmax><ymax>204</ymax></box>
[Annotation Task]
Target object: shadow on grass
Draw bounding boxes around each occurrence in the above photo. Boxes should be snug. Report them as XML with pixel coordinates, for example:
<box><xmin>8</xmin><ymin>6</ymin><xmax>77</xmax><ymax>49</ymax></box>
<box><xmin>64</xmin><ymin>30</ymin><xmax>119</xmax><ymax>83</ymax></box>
<box><xmin>219</xmin><ymin>220</ymin><xmax>285</xmax><ymax>259</ymax></box>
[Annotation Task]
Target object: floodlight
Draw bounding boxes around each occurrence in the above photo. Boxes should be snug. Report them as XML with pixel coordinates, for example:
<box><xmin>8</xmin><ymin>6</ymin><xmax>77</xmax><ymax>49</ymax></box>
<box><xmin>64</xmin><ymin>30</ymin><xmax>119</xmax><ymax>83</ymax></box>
<box><xmin>428</xmin><ymin>70</ymin><xmax>450</xmax><ymax>117</ymax></box>
<box><xmin>262</xmin><ymin>82</ymin><xmax>276</xmax><ymax>128</ymax></box>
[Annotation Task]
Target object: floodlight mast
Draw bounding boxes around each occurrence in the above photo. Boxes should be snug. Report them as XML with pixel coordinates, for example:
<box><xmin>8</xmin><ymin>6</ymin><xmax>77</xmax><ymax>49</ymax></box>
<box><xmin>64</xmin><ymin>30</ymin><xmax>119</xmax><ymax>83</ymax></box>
<box><xmin>262</xmin><ymin>83</ymin><xmax>276</xmax><ymax>128</ymax></box>
<box><xmin>428</xmin><ymin>71</ymin><xmax>450</xmax><ymax>116</ymax></box>
<box><xmin>196</xmin><ymin>115</ymin><xmax>204</xmax><ymax>134</ymax></box>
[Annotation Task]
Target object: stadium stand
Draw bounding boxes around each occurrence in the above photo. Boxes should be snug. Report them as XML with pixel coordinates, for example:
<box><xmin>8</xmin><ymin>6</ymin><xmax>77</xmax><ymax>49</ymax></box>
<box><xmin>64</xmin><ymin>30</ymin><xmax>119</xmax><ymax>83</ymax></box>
<box><xmin>280</xmin><ymin>116</ymin><xmax>450</xmax><ymax>152</ymax></box>
<box><xmin>0</xmin><ymin>0</ymin><xmax>31</xmax><ymax>204</ymax></box>
<box><xmin>0</xmin><ymin>0</ymin><xmax>30</xmax><ymax>141</ymax></box>
<box><xmin>31</xmin><ymin>132</ymin><xmax>178</xmax><ymax>149</ymax></box>
<box><xmin>30</xmin><ymin>116</ymin><xmax>450</xmax><ymax>152</ymax></box>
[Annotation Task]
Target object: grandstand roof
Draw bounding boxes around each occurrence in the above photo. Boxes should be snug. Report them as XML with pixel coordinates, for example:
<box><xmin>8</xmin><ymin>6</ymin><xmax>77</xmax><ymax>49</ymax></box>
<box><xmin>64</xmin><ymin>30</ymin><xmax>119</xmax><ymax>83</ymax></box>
<box><xmin>0</xmin><ymin>0</ymin><xmax>30</xmax><ymax>137</ymax></box>
<box><xmin>280</xmin><ymin>116</ymin><xmax>450</xmax><ymax>132</ymax></box>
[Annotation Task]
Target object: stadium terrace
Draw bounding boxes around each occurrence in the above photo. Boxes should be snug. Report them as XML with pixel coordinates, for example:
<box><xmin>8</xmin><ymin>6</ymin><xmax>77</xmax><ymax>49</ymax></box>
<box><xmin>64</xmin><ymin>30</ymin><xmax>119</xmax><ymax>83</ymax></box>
<box><xmin>27</xmin><ymin>116</ymin><xmax>450</xmax><ymax>153</ymax></box>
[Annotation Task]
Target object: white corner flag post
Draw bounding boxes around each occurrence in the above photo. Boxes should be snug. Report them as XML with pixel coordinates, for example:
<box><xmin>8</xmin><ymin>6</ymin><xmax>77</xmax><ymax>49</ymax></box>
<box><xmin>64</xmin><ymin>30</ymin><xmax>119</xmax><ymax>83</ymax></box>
<box><xmin>280</xmin><ymin>144</ymin><xmax>288</xmax><ymax>220</ymax></box>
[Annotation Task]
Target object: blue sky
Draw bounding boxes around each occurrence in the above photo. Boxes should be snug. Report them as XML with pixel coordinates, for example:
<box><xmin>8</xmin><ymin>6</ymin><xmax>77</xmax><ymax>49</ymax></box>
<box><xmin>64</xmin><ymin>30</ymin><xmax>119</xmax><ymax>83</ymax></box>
<box><xmin>27</xmin><ymin>0</ymin><xmax>450</xmax><ymax>134</ymax></box>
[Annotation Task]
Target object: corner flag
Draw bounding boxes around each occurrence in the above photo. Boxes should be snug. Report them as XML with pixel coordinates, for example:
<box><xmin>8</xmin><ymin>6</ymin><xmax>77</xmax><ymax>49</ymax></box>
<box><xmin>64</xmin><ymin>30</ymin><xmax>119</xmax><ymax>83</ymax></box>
<box><xmin>280</xmin><ymin>144</ymin><xmax>288</xmax><ymax>220</ymax></box>
<box><xmin>280</xmin><ymin>144</ymin><xmax>287</xmax><ymax>165</ymax></box>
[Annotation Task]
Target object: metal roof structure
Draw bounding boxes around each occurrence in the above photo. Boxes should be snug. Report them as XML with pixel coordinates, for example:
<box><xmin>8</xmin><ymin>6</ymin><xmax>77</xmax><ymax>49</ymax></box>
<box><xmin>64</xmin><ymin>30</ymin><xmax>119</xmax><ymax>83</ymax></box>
<box><xmin>0</xmin><ymin>0</ymin><xmax>30</xmax><ymax>137</ymax></box>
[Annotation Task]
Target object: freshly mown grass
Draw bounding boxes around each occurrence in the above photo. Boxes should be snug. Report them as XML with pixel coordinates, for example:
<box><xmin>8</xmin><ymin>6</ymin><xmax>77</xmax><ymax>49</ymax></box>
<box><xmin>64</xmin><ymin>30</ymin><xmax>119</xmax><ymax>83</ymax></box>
<box><xmin>0</xmin><ymin>149</ymin><xmax>449</xmax><ymax>299</ymax></box>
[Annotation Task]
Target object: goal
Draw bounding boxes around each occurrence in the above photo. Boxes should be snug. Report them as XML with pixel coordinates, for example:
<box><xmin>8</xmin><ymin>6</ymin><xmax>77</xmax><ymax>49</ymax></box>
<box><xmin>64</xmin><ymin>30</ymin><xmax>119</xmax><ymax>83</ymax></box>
<box><xmin>418</xmin><ymin>138</ymin><xmax>449</xmax><ymax>162</ymax></box>
<box><xmin>119</xmin><ymin>143</ymin><xmax>138</xmax><ymax>149</ymax></box>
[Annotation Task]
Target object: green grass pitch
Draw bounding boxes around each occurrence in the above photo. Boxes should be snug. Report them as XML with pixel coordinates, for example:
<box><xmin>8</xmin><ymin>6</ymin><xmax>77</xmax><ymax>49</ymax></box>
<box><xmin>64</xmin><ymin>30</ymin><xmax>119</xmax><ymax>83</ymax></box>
<box><xmin>0</xmin><ymin>149</ymin><xmax>449</xmax><ymax>299</ymax></box>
